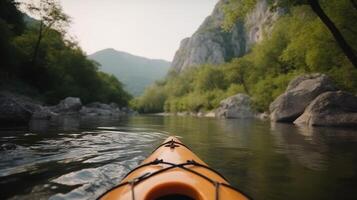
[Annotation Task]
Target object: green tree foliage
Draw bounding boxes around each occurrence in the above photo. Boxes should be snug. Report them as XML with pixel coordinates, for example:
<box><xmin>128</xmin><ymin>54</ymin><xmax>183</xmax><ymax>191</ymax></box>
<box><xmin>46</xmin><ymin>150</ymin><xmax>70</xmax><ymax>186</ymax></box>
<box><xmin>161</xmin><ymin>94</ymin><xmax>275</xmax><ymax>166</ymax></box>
<box><xmin>0</xmin><ymin>1</ymin><xmax>131</xmax><ymax>106</ymax></box>
<box><xmin>131</xmin><ymin>84</ymin><xmax>167</xmax><ymax>113</ymax></box>
<box><xmin>0</xmin><ymin>0</ymin><xmax>25</xmax><ymax>79</ymax></box>
<box><xmin>135</xmin><ymin>0</ymin><xmax>357</xmax><ymax>113</ymax></box>
<box><xmin>224</xmin><ymin>0</ymin><xmax>357</xmax><ymax>67</ymax></box>
<box><xmin>24</xmin><ymin>0</ymin><xmax>70</xmax><ymax>66</ymax></box>
<box><xmin>0</xmin><ymin>0</ymin><xmax>25</xmax><ymax>34</ymax></box>
<box><xmin>222</xmin><ymin>0</ymin><xmax>257</xmax><ymax>30</ymax></box>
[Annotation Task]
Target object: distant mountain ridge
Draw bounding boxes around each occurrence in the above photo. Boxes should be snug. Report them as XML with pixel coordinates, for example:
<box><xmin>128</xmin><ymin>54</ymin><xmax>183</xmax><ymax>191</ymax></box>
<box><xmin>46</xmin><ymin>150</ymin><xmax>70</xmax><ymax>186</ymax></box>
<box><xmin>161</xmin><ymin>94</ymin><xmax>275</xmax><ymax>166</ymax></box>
<box><xmin>89</xmin><ymin>48</ymin><xmax>171</xmax><ymax>96</ymax></box>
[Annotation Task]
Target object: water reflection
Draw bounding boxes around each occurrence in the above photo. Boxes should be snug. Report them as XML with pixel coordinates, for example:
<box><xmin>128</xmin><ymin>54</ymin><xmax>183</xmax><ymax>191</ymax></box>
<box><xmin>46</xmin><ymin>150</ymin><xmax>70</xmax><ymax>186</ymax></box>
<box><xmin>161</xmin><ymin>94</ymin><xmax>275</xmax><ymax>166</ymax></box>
<box><xmin>1</xmin><ymin>115</ymin><xmax>357</xmax><ymax>200</ymax></box>
<box><xmin>270</xmin><ymin>122</ymin><xmax>328</xmax><ymax>171</ymax></box>
<box><xmin>28</xmin><ymin>116</ymin><xmax>128</xmax><ymax>133</ymax></box>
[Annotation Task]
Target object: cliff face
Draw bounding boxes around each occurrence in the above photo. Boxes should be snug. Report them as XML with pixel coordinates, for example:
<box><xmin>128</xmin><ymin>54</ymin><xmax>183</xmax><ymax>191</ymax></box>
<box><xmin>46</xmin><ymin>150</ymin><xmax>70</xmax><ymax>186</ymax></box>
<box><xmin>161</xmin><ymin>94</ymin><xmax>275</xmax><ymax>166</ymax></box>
<box><xmin>171</xmin><ymin>0</ymin><xmax>284</xmax><ymax>72</ymax></box>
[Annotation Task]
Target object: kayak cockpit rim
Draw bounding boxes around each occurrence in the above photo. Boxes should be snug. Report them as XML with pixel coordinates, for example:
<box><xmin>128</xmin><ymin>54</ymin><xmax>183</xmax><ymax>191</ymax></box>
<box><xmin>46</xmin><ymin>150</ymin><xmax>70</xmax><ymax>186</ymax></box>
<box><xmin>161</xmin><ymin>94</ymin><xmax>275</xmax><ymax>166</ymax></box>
<box><xmin>97</xmin><ymin>137</ymin><xmax>253</xmax><ymax>200</ymax></box>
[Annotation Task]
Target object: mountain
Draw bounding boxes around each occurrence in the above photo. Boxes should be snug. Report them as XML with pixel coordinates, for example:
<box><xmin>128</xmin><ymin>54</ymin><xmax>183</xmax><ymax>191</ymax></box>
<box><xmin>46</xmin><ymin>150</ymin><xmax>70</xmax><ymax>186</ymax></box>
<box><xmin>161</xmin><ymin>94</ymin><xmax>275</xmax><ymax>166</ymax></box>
<box><xmin>171</xmin><ymin>0</ymin><xmax>285</xmax><ymax>72</ymax></box>
<box><xmin>89</xmin><ymin>49</ymin><xmax>171</xmax><ymax>96</ymax></box>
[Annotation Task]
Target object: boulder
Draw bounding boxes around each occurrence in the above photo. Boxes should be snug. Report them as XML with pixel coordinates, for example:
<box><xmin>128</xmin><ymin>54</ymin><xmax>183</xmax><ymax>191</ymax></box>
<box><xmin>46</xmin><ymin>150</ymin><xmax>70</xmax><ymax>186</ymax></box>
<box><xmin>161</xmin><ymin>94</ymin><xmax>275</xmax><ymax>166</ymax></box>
<box><xmin>87</xmin><ymin>102</ymin><xmax>111</xmax><ymax>110</ymax></box>
<box><xmin>121</xmin><ymin>107</ymin><xmax>131</xmax><ymax>113</ymax></box>
<box><xmin>197</xmin><ymin>111</ymin><xmax>205</xmax><ymax>117</ymax></box>
<box><xmin>269</xmin><ymin>74</ymin><xmax>337</xmax><ymax>122</ymax></box>
<box><xmin>109</xmin><ymin>102</ymin><xmax>119</xmax><ymax>109</ymax></box>
<box><xmin>51</xmin><ymin>97</ymin><xmax>82</xmax><ymax>113</ymax></box>
<box><xmin>294</xmin><ymin>91</ymin><xmax>357</xmax><ymax>127</ymax></box>
<box><xmin>0</xmin><ymin>92</ymin><xmax>41</xmax><ymax>124</ymax></box>
<box><xmin>256</xmin><ymin>112</ymin><xmax>269</xmax><ymax>120</ymax></box>
<box><xmin>80</xmin><ymin>102</ymin><xmax>124</xmax><ymax>117</ymax></box>
<box><xmin>204</xmin><ymin>111</ymin><xmax>216</xmax><ymax>118</ymax></box>
<box><xmin>32</xmin><ymin>106</ymin><xmax>58</xmax><ymax>120</ymax></box>
<box><xmin>215</xmin><ymin>93</ymin><xmax>255</xmax><ymax>118</ymax></box>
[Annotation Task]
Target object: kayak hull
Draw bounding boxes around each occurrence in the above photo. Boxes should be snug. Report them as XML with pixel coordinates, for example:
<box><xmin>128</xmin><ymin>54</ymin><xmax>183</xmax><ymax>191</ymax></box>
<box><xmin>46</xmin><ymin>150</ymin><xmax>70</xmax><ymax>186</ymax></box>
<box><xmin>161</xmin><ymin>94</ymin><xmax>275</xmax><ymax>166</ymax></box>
<box><xmin>100</xmin><ymin>136</ymin><xmax>249</xmax><ymax>200</ymax></box>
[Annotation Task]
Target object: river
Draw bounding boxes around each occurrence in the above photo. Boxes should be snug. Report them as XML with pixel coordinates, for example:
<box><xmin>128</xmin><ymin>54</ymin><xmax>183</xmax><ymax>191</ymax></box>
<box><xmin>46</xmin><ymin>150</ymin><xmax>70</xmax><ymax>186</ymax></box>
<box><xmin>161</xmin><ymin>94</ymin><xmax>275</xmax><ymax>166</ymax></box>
<box><xmin>0</xmin><ymin>115</ymin><xmax>357</xmax><ymax>200</ymax></box>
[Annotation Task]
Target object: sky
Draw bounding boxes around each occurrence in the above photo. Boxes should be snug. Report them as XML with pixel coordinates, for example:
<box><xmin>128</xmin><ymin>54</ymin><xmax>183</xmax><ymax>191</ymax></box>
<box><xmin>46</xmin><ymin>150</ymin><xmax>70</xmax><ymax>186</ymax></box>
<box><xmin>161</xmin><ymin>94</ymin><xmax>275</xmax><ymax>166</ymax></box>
<box><xmin>54</xmin><ymin>0</ymin><xmax>218</xmax><ymax>61</ymax></box>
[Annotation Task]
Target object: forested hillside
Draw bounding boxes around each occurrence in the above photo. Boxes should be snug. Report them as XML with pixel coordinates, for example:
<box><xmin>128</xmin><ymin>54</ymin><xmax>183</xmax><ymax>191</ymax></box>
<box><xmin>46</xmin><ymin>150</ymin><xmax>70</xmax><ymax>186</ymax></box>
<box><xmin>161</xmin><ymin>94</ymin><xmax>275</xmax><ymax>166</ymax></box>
<box><xmin>89</xmin><ymin>49</ymin><xmax>170</xmax><ymax>96</ymax></box>
<box><xmin>0</xmin><ymin>0</ymin><xmax>131</xmax><ymax>106</ymax></box>
<box><xmin>133</xmin><ymin>0</ymin><xmax>357</xmax><ymax>113</ymax></box>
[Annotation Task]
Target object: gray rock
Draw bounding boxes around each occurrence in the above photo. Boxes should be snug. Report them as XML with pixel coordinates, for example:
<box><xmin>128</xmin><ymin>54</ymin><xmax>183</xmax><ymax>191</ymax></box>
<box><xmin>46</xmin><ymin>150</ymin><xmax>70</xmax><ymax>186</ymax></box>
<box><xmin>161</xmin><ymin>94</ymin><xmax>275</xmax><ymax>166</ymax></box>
<box><xmin>0</xmin><ymin>92</ymin><xmax>41</xmax><ymax>124</ymax></box>
<box><xmin>109</xmin><ymin>102</ymin><xmax>119</xmax><ymax>109</ymax></box>
<box><xmin>171</xmin><ymin>0</ymin><xmax>284</xmax><ymax>72</ymax></box>
<box><xmin>270</xmin><ymin>74</ymin><xmax>337</xmax><ymax>122</ymax></box>
<box><xmin>121</xmin><ymin>107</ymin><xmax>130</xmax><ymax>113</ymax></box>
<box><xmin>51</xmin><ymin>97</ymin><xmax>82</xmax><ymax>113</ymax></box>
<box><xmin>215</xmin><ymin>93</ymin><xmax>255</xmax><ymax>118</ymax></box>
<box><xmin>121</xmin><ymin>107</ymin><xmax>136</xmax><ymax>115</ymax></box>
<box><xmin>80</xmin><ymin>103</ymin><xmax>125</xmax><ymax>117</ymax></box>
<box><xmin>32</xmin><ymin>106</ymin><xmax>58</xmax><ymax>120</ymax></box>
<box><xmin>204</xmin><ymin>111</ymin><xmax>216</xmax><ymax>118</ymax></box>
<box><xmin>256</xmin><ymin>112</ymin><xmax>269</xmax><ymax>120</ymax></box>
<box><xmin>294</xmin><ymin>91</ymin><xmax>357</xmax><ymax>127</ymax></box>
<box><xmin>87</xmin><ymin>102</ymin><xmax>111</xmax><ymax>110</ymax></box>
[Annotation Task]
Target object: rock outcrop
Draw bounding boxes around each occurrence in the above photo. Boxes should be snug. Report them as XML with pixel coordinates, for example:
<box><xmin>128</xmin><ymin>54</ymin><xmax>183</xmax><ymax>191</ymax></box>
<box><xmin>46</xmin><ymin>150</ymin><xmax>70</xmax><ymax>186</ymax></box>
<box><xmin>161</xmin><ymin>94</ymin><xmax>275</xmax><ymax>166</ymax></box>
<box><xmin>50</xmin><ymin>97</ymin><xmax>82</xmax><ymax>113</ymax></box>
<box><xmin>215</xmin><ymin>93</ymin><xmax>255</xmax><ymax>118</ymax></box>
<box><xmin>294</xmin><ymin>91</ymin><xmax>357</xmax><ymax>127</ymax></box>
<box><xmin>32</xmin><ymin>107</ymin><xmax>58</xmax><ymax>120</ymax></box>
<box><xmin>171</xmin><ymin>0</ymin><xmax>284</xmax><ymax>72</ymax></box>
<box><xmin>0</xmin><ymin>92</ymin><xmax>41</xmax><ymax>124</ymax></box>
<box><xmin>80</xmin><ymin>102</ymin><xmax>125</xmax><ymax>117</ymax></box>
<box><xmin>0</xmin><ymin>92</ymin><xmax>135</xmax><ymax>126</ymax></box>
<box><xmin>269</xmin><ymin>74</ymin><xmax>337</xmax><ymax>122</ymax></box>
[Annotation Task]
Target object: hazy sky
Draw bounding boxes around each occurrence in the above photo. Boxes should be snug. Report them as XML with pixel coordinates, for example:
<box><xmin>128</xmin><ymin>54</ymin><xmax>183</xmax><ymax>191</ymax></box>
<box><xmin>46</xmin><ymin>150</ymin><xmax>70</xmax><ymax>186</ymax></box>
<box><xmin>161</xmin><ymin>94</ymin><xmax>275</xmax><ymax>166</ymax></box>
<box><xmin>55</xmin><ymin>0</ymin><xmax>218</xmax><ymax>61</ymax></box>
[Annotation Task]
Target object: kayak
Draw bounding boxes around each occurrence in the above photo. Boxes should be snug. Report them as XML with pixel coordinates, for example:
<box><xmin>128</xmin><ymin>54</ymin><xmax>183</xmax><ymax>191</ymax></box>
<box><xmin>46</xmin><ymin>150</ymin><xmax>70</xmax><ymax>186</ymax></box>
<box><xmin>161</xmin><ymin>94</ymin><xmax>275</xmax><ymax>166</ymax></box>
<box><xmin>99</xmin><ymin>136</ymin><xmax>250</xmax><ymax>200</ymax></box>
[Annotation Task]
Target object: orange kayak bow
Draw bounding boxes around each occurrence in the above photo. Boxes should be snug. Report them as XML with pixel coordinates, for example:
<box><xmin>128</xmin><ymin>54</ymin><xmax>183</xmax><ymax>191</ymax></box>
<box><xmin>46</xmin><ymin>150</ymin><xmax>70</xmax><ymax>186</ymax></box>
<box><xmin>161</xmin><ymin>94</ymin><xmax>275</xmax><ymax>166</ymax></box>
<box><xmin>99</xmin><ymin>136</ymin><xmax>250</xmax><ymax>200</ymax></box>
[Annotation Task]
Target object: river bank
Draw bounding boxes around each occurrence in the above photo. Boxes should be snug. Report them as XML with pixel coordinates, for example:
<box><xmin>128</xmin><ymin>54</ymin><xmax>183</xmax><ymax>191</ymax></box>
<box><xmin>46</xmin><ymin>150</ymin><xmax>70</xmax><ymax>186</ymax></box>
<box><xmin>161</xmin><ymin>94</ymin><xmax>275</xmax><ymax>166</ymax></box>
<box><xmin>153</xmin><ymin>74</ymin><xmax>357</xmax><ymax>128</ymax></box>
<box><xmin>0</xmin><ymin>91</ymin><xmax>137</xmax><ymax>127</ymax></box>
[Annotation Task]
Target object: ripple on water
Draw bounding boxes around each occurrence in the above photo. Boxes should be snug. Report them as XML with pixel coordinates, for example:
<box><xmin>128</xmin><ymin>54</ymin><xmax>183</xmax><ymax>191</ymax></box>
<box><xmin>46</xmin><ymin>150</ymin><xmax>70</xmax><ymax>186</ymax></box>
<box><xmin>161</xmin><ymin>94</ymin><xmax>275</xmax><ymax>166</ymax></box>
<box><xmin>0</xmin><ymin>125</ymin><xmax>166</xmax><ymax>200</ymax></box>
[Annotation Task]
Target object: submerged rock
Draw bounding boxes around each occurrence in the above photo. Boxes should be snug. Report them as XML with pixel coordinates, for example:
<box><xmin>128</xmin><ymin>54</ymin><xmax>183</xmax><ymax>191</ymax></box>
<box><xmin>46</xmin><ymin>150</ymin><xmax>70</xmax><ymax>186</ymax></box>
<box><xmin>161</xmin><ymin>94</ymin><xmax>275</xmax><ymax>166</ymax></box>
<box><xmin>215</xmin><ymin>93</ymin><xmax>255</xmax><ymax>118</ymax></box>
<box><xmin>294</xmin><ymin>91</ymin><xmax>357</xmax><ymax>127</ymax></box>
<box><xmin>269</xmin><ymin>74</ymin><xmax>337</xmax><ymax>122</ymax></box>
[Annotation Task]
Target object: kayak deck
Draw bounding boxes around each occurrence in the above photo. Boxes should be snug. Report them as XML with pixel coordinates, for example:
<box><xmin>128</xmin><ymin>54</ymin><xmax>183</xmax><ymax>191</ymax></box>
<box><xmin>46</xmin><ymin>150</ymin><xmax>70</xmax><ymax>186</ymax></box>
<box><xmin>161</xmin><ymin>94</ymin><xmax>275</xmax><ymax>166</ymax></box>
<box><xmin>99</xmin><ymin>136</ymin><xmax>249</xmax><ymax>200</ymax></box>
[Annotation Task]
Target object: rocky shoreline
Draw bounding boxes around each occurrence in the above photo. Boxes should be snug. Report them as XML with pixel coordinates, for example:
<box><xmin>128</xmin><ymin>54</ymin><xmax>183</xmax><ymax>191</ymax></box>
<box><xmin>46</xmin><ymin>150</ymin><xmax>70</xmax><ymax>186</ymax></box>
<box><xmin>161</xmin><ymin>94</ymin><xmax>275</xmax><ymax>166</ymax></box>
<box><xmin>0</xmin><ymin>92</ymin><xmax>136</xmax><ymax>126</ymax></box>
<box><xmin>155</xmin><ymin>74</ymin><xmax>357</xmax><ymax>127</ymax></box>
<box><xmin>1</xmin><ymin>73</ymin><xmax>356</xmax><ymax>128</ymax></box>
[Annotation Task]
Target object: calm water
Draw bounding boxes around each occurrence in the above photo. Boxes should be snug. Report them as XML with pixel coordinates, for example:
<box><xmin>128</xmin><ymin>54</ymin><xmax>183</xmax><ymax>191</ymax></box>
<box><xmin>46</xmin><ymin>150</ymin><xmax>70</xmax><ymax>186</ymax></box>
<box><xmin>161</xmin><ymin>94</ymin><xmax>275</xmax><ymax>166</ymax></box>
<box><xmin>1</xmin><ymin>115</ymin><xmax>357</xmax><ymax>200</ymax></box>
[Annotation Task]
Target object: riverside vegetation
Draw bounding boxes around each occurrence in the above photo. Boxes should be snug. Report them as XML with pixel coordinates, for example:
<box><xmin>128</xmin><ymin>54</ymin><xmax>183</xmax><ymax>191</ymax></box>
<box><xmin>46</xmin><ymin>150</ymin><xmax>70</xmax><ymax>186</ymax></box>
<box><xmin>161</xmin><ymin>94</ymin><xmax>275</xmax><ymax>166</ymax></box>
<box><xmin>0</xmin><ymin>0</ymin><xmax>131</xmax><ymax>107</ymax></box>
<box><xmin>132</xmin><ymin>0</ymin><xmax>357</xmax><ymax>114</ymax></box>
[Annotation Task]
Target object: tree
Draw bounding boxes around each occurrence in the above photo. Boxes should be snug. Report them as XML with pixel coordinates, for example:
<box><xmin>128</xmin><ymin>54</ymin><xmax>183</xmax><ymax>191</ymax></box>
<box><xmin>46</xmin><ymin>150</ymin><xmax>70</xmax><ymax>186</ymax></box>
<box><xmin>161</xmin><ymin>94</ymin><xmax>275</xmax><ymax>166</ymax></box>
<box><xmin>24</xmin><ymin>0</ymin><xmax>70</xmax><ymax>66</ymax></box>
<box><xmin>0</xmin><ymin>0</ymin><xmax>25</xmax><ymax>35</ymax></box>
<box><xmin>307</xmin><ymin>0</ymin><xmax>357</xmax><ymax>68</ymax></box>
<box><xmin>222</xmin><ymin>0</ymin><xmax>357</xmax><ymax>68</ymax></box>
<box><xmin>224</xmin><ymin>59</ymin><xmax>250</xmax><ymax>94</ymax></box>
